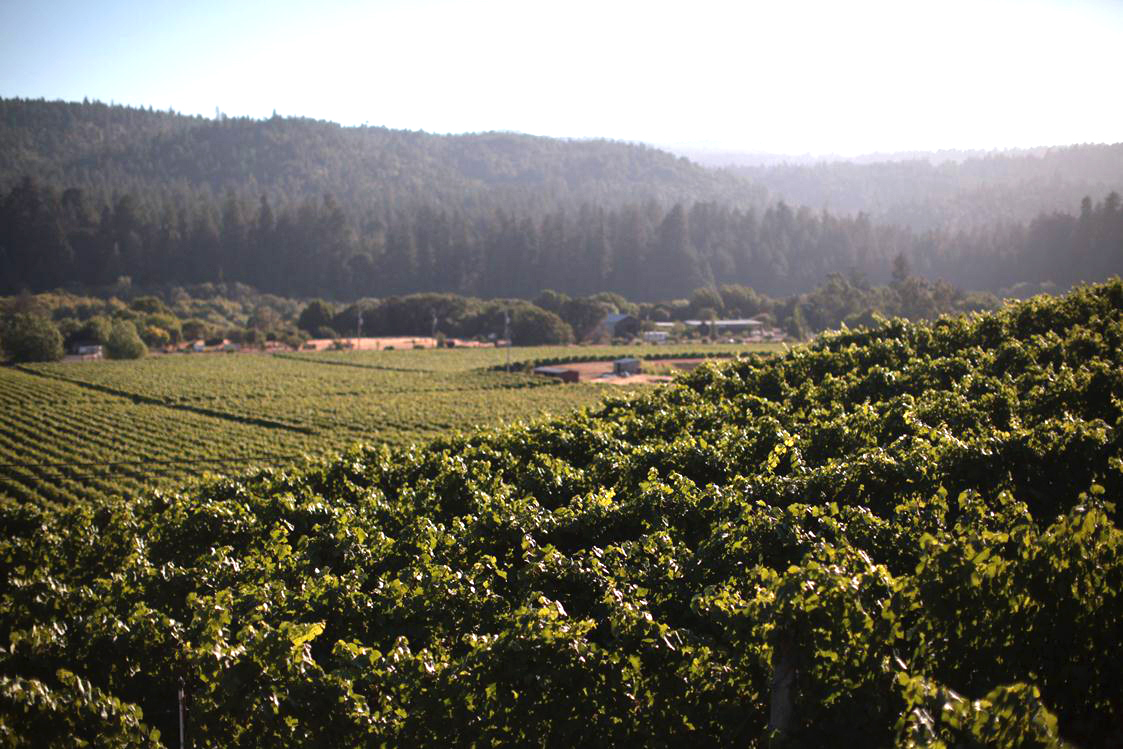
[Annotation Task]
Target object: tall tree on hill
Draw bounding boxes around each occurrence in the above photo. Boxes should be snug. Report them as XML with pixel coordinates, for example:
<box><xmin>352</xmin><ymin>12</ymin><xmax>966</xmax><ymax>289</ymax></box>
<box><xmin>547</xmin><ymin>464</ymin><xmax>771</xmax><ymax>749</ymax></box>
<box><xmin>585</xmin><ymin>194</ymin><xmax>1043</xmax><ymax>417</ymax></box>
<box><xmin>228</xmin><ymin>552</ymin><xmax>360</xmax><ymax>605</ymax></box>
<box><xmin>578</xmin><ymin>205</ymin><xmax>613</xmax><ymax>296</ymax></box>
<box><xmin>645</xmin><ymin>203</ymin><xmax>709</xmax><ymax>299</ymax></box>
<box><xmin>188</xmin><ymin>207</ymin><xmax>221</xmax><ymax>285</ymax></box>
<box><xmin>0</xmin><ymin>178</ymin><xmax>73</xmax><ymax>292</ymax></box>
<box><xmin>109</xmin><ymin>194</ymin><xmax>149</xmax><ymax>282</ymax></box>
<box><xmin>250</xmin><ymin>195</ymin><xmax>276</xmax><ymax>289</ymax></box>
<box><xmin>220</xmin><ymin>191</ymin><xmax>250</xmax><ymax>282</ymax></box>
<box><xmin>607</xmin><ymin>204</ymin><xmax>650</xmax><ymax>300</ymax></box>
<box><xmin>384</xmin><ymin>218</ymin><xmax>419</xmax><ymax>295</ymax></box>
<box><xmin>439</xmin><ymin>211</ymin><xmax>476</xmax><ymax>295</ymax></box>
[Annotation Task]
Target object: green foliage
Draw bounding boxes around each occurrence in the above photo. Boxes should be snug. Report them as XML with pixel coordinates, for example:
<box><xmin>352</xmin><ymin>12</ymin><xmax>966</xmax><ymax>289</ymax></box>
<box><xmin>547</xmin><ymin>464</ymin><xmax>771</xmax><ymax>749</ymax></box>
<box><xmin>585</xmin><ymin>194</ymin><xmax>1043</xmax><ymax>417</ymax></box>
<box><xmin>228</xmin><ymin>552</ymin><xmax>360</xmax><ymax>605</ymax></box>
<box><xmin>0</xmin><ymin>313</ymin><xmax>63</xmax><ymax>362</ymax></box>
<box><xmin>1</xmin><ymin>281</ymin><xmax>1122</xmax><ymax>746</ymax></box>
<box><xmin>297</xmin><ymin>300</ymin><xmax>336</xmax><ymax>334</ymax></box>
<box><xmin>509</xmin><ymin>304</ymin><xmax>573</xmax><ymax>345</ymax></box>
<box><xmin>180</xmin><ymin>317</ymin><xmax>211</xmax><ymax>341</ymax></box>
<box><xmin>689</xmin><ymin>287</ymin><xmax>725</xmax><ymax>317</ymax></box>
<box><xmin>104</xmin><ymin>321</ymin><xmax>147</xmax><ymax>359</ymax></box>
<box><xmin>129</xmin><ymin>295</ymin><xmax>171</xmax><ymax>315</ymax></box>
<box><xmin>896</xmin><ymin>677</ymin><xmax>1063</xmax><ymax>748</ymax></box>
<box><xmin>140</xmin><ymin>325</ymin><xmax>170</xmax><ymax>349</ymax></box>
<box><xmin>3</xmin><ymin>100</ymin><xmax>1121</xmax><ymax>303</ymax></box>
<box><xmin>70</xmin><ymin>315</ymin><xmax>112</xmax><ymax>346</ymax></box>
<box><xmin>0</xmin><ymin>671</ymin><xmax>163</xmax><ymax>748</ymax></box>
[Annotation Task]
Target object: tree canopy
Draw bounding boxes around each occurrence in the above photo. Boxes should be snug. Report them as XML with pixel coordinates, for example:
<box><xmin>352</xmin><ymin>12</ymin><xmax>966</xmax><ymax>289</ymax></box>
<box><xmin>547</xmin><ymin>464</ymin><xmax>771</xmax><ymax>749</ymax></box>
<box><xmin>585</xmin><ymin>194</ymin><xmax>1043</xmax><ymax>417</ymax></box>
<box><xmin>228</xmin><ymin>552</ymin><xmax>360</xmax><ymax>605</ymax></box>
<box><xmin>0</xmin><ymin>312</ymin><xmax>63</xmax><ymax>362</ymax></box>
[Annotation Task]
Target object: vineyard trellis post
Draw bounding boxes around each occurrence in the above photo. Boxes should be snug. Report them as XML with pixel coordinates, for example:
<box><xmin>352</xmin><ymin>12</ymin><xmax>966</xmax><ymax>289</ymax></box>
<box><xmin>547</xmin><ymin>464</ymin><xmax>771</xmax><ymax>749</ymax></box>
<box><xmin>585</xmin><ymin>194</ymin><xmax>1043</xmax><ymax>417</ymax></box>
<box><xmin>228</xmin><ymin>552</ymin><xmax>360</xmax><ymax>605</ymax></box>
<box><xmin>178</xmin><ymin>677</ymin><xmax>186</xmax><ymax>749</ymax></box>
<box><xmin>768</xmin><ymin>631</ymin><xmax>796</xmax><ymax>747</ymax></box>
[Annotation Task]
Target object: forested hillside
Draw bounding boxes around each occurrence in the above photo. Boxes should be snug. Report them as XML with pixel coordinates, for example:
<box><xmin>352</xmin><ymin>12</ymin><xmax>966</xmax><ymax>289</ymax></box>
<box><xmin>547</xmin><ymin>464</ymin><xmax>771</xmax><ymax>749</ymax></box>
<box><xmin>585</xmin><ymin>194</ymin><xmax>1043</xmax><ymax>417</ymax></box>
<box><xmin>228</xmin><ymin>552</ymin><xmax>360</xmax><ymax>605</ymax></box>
<box><xmin>701</xmin><ymin>144</ymin><xmax>1123</xmax><ymax>231</ymax></box>
<box><xmin>2</xmin><ymin>173</ymin><xmax>1120</xmax><ymax>301</ymax></box>
<box><xmin>2</xmin><ymin>98</ymin><xmax>1120</xmax><ymax>301</ymax></box>
<box><xmin>2</xmin><ymin>281</ymin><xmax>1121</xmax><ymax>746</ymax></box>
<box><xmin>0</xmin><ymin>98</ymin><xmax>764</xmax><ymax>214</ymax></box>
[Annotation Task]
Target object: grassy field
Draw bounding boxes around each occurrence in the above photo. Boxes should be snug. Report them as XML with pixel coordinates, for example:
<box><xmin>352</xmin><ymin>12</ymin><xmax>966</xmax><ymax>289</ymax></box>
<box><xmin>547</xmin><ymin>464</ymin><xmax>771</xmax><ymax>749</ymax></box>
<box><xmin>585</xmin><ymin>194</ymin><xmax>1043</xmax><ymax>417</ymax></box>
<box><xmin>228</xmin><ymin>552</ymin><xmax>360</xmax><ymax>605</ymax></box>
<box><xmin>2</xmin><ymin>343</ymin><xmax>783</xmax><ymax>507</ymax></box>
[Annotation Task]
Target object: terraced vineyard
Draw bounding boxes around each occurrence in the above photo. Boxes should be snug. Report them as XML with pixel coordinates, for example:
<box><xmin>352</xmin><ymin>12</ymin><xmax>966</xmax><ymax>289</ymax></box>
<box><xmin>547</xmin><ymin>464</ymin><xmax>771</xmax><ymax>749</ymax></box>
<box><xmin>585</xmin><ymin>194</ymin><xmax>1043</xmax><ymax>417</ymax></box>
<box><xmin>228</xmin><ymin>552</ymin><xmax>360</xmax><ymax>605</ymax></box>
<box><xmin>2</xmin><ymin>344</ymin><xmax>779</xmax><ymax>508</ymax></box>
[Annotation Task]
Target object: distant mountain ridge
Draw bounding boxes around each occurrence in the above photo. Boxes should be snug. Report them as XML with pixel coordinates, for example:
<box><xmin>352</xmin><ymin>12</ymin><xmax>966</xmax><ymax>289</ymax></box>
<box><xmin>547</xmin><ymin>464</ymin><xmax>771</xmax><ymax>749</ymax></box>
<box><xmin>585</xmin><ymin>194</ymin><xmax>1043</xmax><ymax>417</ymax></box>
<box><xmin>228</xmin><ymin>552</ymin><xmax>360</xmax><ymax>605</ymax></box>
<box><xmin>0</xmin><ymin>98</ymin><xmax>766</xmax><ymax>214</ymax></box>
<box><xmin>6</xmin><ymin>97</ymin><xmax>1118</xmax><ymax>232</ymax></box>
<box><xmin>672</xmin><ymin>142</ymin><xmax>1123</xmax><ymax>230</ymax></box>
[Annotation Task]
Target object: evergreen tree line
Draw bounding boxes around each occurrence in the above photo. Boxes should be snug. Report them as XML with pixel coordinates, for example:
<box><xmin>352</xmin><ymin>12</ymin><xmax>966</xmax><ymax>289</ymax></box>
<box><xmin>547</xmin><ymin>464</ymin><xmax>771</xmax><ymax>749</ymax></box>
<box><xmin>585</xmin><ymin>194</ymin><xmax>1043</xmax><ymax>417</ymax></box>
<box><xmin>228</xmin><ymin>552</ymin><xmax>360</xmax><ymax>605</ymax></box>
<box><xmin>2</xmin><ymin>175</ymin><xmax>1120</xmax><ymax>302</ymax></box>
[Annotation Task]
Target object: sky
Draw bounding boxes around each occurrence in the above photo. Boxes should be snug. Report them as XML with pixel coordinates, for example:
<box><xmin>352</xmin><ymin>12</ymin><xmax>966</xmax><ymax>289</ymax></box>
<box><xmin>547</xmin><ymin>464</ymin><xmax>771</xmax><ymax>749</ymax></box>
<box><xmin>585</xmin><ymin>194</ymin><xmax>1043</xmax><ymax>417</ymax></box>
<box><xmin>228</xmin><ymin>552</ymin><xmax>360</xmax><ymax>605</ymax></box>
<box><xmin>2</xmin><ymin>0</ymin><xmax>1121</xmax><ymax>156</ymax></box>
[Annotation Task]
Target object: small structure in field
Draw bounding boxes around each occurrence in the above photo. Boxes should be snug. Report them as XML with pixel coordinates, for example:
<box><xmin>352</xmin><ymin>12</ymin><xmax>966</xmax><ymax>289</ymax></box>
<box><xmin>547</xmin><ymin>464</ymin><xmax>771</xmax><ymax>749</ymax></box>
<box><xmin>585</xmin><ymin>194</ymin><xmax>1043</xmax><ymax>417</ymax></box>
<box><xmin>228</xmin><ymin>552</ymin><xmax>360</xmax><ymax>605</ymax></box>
<box><xmin>643</xmin><ymin>331</ymin><xmax>669</xmax><ymax>343</ymax></box>
<box><xmin>683</xmin><ymin>318</ymin><xmax>766</xmax><ymax>335</ymax></box>
<box><xmin>533</xmin><ymin>366</ymin><xmax>580</xmax><ymax>383</ymax></box>
<box><xmin>613</xmin><ymin>357</ymin><xmax>642</xmax><ymax>376</ymax></box>
<box><xmin>76</xmin><ymin>344</ymin><xmax>103</xmax><ymax>359</ymax></box>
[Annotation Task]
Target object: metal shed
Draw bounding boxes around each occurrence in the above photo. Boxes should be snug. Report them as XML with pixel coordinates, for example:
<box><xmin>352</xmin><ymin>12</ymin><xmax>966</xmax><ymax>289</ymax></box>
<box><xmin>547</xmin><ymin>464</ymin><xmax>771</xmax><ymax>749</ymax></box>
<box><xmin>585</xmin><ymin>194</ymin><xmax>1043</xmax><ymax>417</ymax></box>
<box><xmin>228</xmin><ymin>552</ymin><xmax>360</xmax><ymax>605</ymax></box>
<box><xmin>613</xmin><ymin>358</ymin><xmax>642</xmax><ymax>376</ymax></box>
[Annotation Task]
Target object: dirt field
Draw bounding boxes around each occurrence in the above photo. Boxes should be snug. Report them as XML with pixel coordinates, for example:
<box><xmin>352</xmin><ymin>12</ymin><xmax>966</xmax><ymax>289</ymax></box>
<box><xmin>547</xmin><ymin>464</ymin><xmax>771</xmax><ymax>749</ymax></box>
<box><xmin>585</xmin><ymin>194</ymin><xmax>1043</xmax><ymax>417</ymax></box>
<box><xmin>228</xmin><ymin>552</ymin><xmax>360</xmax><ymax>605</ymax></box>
<box><xmin>550</xmin><ymin>358</ymin><xmax>711</xmax><ymax>385</ymax></box>
<box><xmin>301</xmin><ymin>336</ymin><xmax>493</xmax><ymax>351</ymax></box>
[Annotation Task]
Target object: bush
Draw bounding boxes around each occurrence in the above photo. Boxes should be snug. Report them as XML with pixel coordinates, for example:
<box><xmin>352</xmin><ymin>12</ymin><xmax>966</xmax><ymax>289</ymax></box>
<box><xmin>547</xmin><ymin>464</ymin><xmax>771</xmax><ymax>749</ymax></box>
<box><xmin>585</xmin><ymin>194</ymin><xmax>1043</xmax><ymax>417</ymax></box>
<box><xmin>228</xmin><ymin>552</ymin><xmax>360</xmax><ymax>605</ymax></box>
<box><xmin>511</xmin><ymin>306</ymin><xmax>574</xmax><ymax>346</ymax></box>
<box><xmin>70</xmin><ymin>316</ymin><xmax>112</xmax><ymax>347</ymax></box>
<box><xmin>181</xmin><ymin>318</ymin><xmax>211</xmax><ymax>341</ymax></box>
<box><xmin>105</xmin><ymin>321</ymin><xmax>147</xmax><ymax>359</ymax></box>
<box><xmin>1</xmin><ymin>313</ymin><xmax>64</xmax><ymax>362</ymax></box>
<box><xmin>298</xmin><ymin>300</ymin><xmax>336</xmax><ymax>334</ymax></box>
<box><xmin>129</xmin><ymin>295</ymin><xmax>171</xmax><ymax>315</ymax></box>
<box><xmin>143</xmin><ymin>313</ymin><xmax>182</xmax><ymax>344</ymax></box>
<box><xmin>141</xmin><ymin>325</ymin><xmax>170</xmax><ymax>349</ymax></box>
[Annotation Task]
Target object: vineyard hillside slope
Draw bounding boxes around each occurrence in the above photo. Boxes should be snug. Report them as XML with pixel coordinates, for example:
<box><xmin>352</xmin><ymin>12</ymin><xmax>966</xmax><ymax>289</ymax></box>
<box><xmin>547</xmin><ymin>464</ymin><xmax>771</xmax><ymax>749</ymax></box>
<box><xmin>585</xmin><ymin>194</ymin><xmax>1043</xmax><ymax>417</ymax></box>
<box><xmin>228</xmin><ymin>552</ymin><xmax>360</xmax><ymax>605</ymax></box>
<box><xmin>2</xmin><ymin>281</ymin><xmax>1122</xmax><ymax>747</ymax></box>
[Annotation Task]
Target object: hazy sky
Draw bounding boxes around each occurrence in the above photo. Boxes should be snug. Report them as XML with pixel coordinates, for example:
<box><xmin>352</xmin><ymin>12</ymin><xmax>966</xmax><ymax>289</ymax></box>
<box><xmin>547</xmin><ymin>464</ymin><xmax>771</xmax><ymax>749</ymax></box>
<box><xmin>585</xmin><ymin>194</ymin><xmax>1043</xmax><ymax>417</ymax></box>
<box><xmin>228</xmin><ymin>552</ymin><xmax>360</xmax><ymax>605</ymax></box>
<box><xmin>2</xmin><ymin>0</ymin><xmax>1121</xmax><ymax>155</ymax></box>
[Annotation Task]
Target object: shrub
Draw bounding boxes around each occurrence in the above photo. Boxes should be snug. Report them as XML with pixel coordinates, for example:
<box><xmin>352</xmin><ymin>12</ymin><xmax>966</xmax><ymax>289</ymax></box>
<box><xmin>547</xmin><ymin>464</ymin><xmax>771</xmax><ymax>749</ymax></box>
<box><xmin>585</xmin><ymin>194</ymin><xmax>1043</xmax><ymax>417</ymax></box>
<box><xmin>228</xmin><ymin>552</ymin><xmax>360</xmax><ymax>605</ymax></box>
<box><xmin>297</xmin><ymin>300</ymin><xmax>336</xmax><ymax>334</ymax></box>
<box><xmin>141</xmin><ymin>325</ymin><xmax>170</xmax><ymax>349</ymax></box>
<box><xmin>1</xmin><ymin>313</ymin><xmax>64</xmax><ymax>362</ymax></box>
<box><xmin>105</xmin><ymin>321</ymin><xmax>147</xmax><ymax>359</ymax></box>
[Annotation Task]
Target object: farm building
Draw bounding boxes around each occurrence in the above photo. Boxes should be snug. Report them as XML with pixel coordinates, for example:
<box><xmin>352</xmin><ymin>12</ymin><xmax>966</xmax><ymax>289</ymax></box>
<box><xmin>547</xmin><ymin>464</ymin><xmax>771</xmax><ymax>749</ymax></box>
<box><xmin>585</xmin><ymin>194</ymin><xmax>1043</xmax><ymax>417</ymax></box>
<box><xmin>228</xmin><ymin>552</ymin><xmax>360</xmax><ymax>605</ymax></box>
<box><xmin>682</xmin><ymin>318</ymin><xmax>766</xmax><ymax>334</ymax></box>
<box><xmin>75</xmin><ymin>344</ymin><xmax>103</xmax><ymax>359</ymax></box>
<box><xmin>613</xmin><ymin>358</ymin><xmax>642</xmax><ymax>376</ymax></box>
<box><xmin>533</xmin><ymin>366</ymin><xmax>580</xmax><ymax>383</ymax></box>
